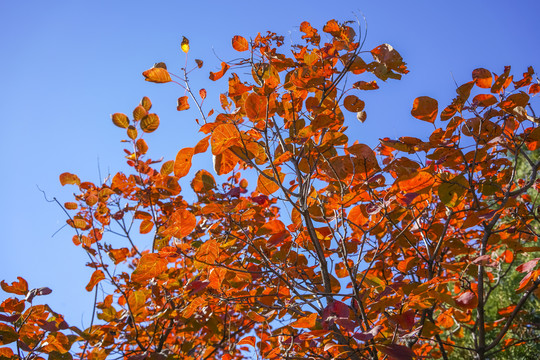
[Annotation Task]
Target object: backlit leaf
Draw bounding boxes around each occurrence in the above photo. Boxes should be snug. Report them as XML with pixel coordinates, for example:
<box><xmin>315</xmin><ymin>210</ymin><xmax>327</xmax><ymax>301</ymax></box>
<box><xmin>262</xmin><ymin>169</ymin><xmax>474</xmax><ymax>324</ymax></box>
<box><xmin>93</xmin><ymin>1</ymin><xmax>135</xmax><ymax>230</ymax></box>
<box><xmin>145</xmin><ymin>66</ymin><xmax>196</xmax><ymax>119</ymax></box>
<box><xmin>131</xmin><ymin>253</ymin><xmax>168</xmax><ymax>283</ymax></box>
<box><xmin>191</xmin><ymin>169</ymin><xmax>216</xmax><ymax>192</ymax></box>
<box><xmin>111</xmin><ymin>113</ymin><xmax>129</xmax><ymax>128</ymax></box>
<box><xmin>0</xmin><ymin>277</ymin><xmax>28</xmax><ymax>295</ymax></box>
<box><xmin>85</xmin><ymin>270</ymin><xmax>105</xmax><ymax>292</ymax></box>
<box><xmin>516</xmin><ymin>258</ymin><xmax>540</xmax><ymax>273</ymax></box>
<box><xmin>473</xmin><ymin>94</ymin><xmax>497</xmax><ymax>107</ymax></box>
<box><xmin>140</xmin><ymin>113</ymin><xmax>159</xmax><ymax>133</ymax></box>
<box><xmin>291</xmin><ymin>313</ymin><xmax>317</xmax><ymax>328</ymax></box>
<box><xmin>256</xmin><ymin>168</ymin><xmax>284</xmax><ymax>195</ymax></box>
<box><xmin>353</xmin><ymin>80</ymin><xmax>379</xmax><ymax>90</ymax></box>
<box><xmin>177</xmin><ymin>96</ymin><xmax>190</xmax><ymax>111</ymax></box>
<box><xmin>245</xmin><ymin>93</ymin><xmax>267</xmax><ymax>120</ymax></box>
<box><xmin>160</xmin><ymin>160</ymin><xmax>174</xmax><ymax>175</ymax></box>
<box><xmin>211</xmin><ymin>124</ymin><xmax>240</xmax><ymax>155</ymax></box>
<box><xmin>209</xmin><ymin>62</ymin><xmax>230</xmax><ymax>81</ymax></box>
<box><xmin>455</xmin><ymin>291</ymin><xmax>478</xmax><ymax>309</ymax></box>
<box><xmin>140</xmin><ymin>96</ymin><xmax>152</xmax><ymax>111</ymax></box>
<box><xmin>181</xmin><ymin>36</ymin><xmax>189</xmax><ymax>53</ymax></box>
<box><xmin>232</xmin><ymin>35</ymin><xmax>249</xmax><ymax>52</ymax></box>
<box><xmin>59</xmin><ymin>173</ymin><xmax>81</xmax><ymax>186</ymax></box>
<box><xmin>343</xmin><ymin>95</ymin><xmax>365</xmax><ymax>112</ymax></box>
<box><xmin>472</xmin><ymin>68</ymin><xmax>492</xmax><ymax>88</ymax></box>
<box><xmin>397</xmin><ymin>171</ymin><xmax>434</xmax><ymax>193</ymax></box>
<box><xmin>411</xmin><ymin>96</ymin><xmax>438</xmax><ymax>123</ymax></box>
<box><xmin>127</xmin><ymin>125</ymin><xmax>137</xmax><ymax>139</ymax></box>
<box><xmin>139</xmin><ymin>220</ymin><xmax>154</xmax><ymax>234</ymax></box>
<box><xmin>174</xmin><ymin>147</ymin><xmax>194</xmax><ymax>178</ymax></box>
<box><xmin>142</xmin><ymin>67</ymin><xmax>171</xmax><ymax>83</ymax></box>
<box><xmin>169</xmin><ymin>209</ymin><xmax>197</xmax><ymax>239</ymax></box>
<box><xmin>199</xmin><ymin>88</ymin><xmax>207</xmax><ymax>100</ymax></box>
<box><xmin>0</xmin><ymin>323</ymin><xmax>18</xmax><ymax>345</ymax></box>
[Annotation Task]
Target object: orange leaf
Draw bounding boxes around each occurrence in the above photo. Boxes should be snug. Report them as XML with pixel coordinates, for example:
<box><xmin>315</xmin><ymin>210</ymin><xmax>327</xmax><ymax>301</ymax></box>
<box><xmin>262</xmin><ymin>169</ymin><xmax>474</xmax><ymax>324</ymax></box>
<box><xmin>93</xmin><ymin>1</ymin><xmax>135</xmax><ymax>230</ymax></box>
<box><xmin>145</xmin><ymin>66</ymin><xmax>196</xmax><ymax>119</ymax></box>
<box><xmin>85</xmin><ymin>270</ymin><xmax>105</xmax><ymax>292</ymax></box>
<box><xmin>196</xmin><ymin>238</ymin><xmax>219</xmax><ymax>266</ymax></box>
<box><xmin>0</xmin><ymin>277</ymin><xmax>28</xmax><ymax>295</ymax></box>
<box><xmin>209</xmin><ymin>62</ymin><xmax>230</xmax><ymax>81</ymax></box>
<box><xmin>199</xmin><ymin>88</ymin><xmax>207</xmax><ymax>100</ymax></box>
<box><xmin>397</xmin><ymin>171</ymin><xmax>435</xmax><ymax>193</ymax></box>
<box><xmin>211</xmin><ymin>124</ymin><xmax>240</xmax><ymax>155</ymax></box>
<box><xmin>177</xmin><ymin>96</ymin><xmax>190</xmax><ymax>111</ymax></box>
<box><xmin>473</xmin><ymin>94</ymin><xmax>497</xmax><ymax>107</ymax></box>
<box><xmin>237</xmin><ymin>336</ymin><xmax>256</xmax><ymax>347</ymax></box>
<box><xmin>160</xmin><ymin>160</ymin><xmax>174</xmax><ymax>175</ymax></box>
<box><xmin>208</xmin><ymin>267</ymin><xmax>227</xmax><ymax>289</ymax></box>
<box><xmin>141</xmin><ymin>113</ymin><xmax>159</xmax><ymax>133</ymax></box>
<box><xmin>194</xmin><ymin>135</ymin><xmax>210</xmax><ymax>154</ymax></box>
<box><xmin>232</xmin><ymin>35</ymin><xmax>249</xmax><ymax>52</ymax></box>
<box><xmin>111</xmin><ymin>113</ymin><xmax>129</xmax><ymax>128</ymax></box>
<box><xmin>256</xmin><ymin>168</ymin><xmax>284</xmax><ymax>195</ymax></box>
<box><xmin>411</xmin><ymin>96</ymin><xmax>438</xmax><ymax>123</ymax></box>
<box><xmin>491</xmin><ymin>66</ymin><xmax>511</xmax><ymax>94</ymax></box>
<box><xmin>140</xmin><ymin>96</ymin><xmax>152</xmax><ymax>111</ymax></box>
<box><xmin>174</xmin><ymin>147</ymin><xmax>194</xmax><ymax>178</ymax></box>
<box><xmin>142</xmin><ymin>67</ymin><xmax>171</xmax><ymax>83</ymax></box>
<box><xmin>169</xmin><ymin>209</ymin><xmax>197</xmax><ymax>239</ymax></box>
<box><xmin>127</xmin><ymin>125</ymin><xmax>137</xmax><ymax>139</ymax></box>
<box><xmin>136</xmin><ymin>138</ymin><xmax>148</xmax><ymax>154</ymax></box>
<box><xmin>59</xmin><ymin>172</ymin><xmax>81</xmax><ymax>186</ymax></box>
<box><xmin>64</xmin><ymin>202</ymin><xmax>78</xmax><ymax>210</ymax></box>
<box><xmin>353</xmin><ymin>80</ymin><xmax>379</xmax><ymax>90</ymax></box>
<box><xmin>245</xmin><ymin>93</ymin><xmax>268</xmax><ymax>120</ymax></box>
<box><xmin>472</xmin><ymin>68</ymin><xmax>492</xmax><ymax>88</ymax></box>
<box><xmin>139</xmin><ymin>220</ymin><xmax>154</xmax><ymax>234</ymax></box>
<box><xmin>343</xmin><ymin>95</ymin><xmax>365</xmax><ymax>112</ymax></box>
<box><xmin>131</xmin><ymin>253</ymin><xmax>168</xmax><ymax>283</ymax></box>
<box><xmin>133</xmin><ymin>105</ymin><xmax>147</xmax><ymax>121</ymax></box>
<box><xmin>291</xmin><ymin>313</ymin><xmax>317</xmax><ymax>328</ymax></box>
<box><xmin>191</xmin><ymin>169</ymin><xmax>216</xmax><ymax>192</ymax></box>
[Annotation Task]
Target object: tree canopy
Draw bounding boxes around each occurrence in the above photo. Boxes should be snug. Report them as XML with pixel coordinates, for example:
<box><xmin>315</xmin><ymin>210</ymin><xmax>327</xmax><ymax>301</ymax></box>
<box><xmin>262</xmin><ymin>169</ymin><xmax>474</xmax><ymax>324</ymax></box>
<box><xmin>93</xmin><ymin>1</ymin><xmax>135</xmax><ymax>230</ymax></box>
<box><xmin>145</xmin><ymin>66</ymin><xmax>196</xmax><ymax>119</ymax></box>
<box><xmin>1</xmin><ymin>19</ymin><xmax>540</xmax><ymax>360</ymax></box>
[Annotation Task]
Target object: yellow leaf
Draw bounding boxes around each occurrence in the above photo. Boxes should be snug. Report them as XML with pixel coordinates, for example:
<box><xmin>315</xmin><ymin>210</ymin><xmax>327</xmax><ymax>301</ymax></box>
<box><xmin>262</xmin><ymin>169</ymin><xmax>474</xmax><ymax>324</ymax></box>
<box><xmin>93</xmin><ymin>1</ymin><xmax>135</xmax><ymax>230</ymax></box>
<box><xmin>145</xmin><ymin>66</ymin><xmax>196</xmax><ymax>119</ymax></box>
<box><xmin>181</xmin><ymin>36</ymin><xmax>190</xmax><ymax>53</ymax></box>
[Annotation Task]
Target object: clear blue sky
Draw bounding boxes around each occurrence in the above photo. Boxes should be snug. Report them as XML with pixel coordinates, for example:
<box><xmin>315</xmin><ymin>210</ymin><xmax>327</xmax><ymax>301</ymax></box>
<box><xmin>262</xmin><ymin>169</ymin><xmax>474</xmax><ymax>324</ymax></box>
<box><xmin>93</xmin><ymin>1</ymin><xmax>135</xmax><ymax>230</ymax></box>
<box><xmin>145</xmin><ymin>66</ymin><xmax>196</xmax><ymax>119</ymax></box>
<box><xmin>1</xmin><ymin>0</ymin><xmax>539</xmax><ymax>327</ymax></box>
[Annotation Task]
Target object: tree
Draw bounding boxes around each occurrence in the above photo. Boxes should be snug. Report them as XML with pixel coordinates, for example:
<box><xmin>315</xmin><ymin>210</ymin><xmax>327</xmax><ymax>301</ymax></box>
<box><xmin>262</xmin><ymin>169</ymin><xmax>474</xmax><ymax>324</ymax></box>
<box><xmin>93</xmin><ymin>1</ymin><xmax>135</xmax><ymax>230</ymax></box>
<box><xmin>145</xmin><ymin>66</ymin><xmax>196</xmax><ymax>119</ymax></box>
<box><xmin>1</xmin><ymin>19</ymin><xmax>540</xmax><ymax>360</ymax></box>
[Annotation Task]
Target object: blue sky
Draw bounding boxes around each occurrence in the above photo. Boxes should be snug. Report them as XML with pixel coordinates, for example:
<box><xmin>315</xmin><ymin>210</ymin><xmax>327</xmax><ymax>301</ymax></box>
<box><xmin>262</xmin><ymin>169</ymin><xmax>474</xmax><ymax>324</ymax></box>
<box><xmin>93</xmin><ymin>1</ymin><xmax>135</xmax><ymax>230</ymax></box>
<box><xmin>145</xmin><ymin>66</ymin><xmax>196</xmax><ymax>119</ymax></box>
<box><xmin>1</xmin><ymin>0</ymin><xmax>539</xmax><ymax>327</ymax></box>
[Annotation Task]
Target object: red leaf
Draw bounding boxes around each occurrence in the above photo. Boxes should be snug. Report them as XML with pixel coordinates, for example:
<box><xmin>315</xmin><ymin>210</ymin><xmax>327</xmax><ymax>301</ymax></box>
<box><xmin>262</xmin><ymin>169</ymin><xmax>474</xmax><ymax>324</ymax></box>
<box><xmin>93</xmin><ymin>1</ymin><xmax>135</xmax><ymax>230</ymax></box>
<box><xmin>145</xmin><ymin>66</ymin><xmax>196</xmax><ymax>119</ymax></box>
<box><xmin>378</xmin><ymin>344</ymin><xmax>414</xmax><ymax>360</ymax></box>
<box><xmin>353</xmin><ymin>325</ymin><xmax>382</xmax><ymax>341</ymax></box>
<box><xmin>455</xmin><ymin>291</ymin><xmax>478</xmax><ymax>309</ymax></box>
<box><xmin>516</xmin><ymin>258</ymin><xmax>540</xmax><ymax>273</ymax></box>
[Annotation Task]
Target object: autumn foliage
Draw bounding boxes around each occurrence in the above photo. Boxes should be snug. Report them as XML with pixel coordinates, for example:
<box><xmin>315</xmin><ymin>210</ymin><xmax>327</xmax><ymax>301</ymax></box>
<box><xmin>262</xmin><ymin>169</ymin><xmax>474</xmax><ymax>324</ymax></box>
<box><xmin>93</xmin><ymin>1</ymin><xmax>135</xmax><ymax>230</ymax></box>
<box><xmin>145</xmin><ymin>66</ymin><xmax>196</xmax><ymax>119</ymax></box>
<box><xmin>2</xmin><ymin>19</ymin><xmax>540</xmax><ymax>360</ymax></box>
